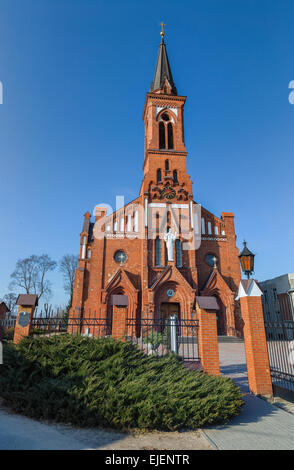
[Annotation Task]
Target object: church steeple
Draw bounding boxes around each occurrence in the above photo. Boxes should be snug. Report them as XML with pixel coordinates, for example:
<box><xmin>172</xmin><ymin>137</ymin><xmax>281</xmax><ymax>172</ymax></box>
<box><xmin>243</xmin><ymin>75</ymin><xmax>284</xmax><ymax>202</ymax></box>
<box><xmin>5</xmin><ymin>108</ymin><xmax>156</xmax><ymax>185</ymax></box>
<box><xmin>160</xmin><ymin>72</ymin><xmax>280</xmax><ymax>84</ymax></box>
<box><xmin>150</xmin><ymin>25</ymin><xmax>177</xmax><ymax>95</ymax></box>
<box><xmin>141</xmin><ymin>27</ymin><xmax>191</xmax><ymax>199</ymax></box>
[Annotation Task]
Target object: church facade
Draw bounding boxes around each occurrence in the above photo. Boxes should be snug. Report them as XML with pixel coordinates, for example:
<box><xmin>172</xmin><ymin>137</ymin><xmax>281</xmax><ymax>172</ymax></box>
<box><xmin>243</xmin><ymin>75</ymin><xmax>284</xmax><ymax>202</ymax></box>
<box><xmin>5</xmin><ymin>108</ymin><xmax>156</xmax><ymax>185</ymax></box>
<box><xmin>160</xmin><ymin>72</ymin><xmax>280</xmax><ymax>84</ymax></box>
<box><xmin>70</xmin><ymin>31</ymin><xmax>243</xmax><ymax>337</ymax></box>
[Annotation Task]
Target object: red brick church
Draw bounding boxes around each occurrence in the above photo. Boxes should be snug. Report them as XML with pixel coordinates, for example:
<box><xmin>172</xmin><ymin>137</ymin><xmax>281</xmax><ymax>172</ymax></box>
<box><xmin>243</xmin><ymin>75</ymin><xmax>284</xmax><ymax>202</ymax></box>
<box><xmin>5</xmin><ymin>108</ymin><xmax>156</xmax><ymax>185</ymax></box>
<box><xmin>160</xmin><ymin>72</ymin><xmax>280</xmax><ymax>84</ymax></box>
<box><xmin>70</xmin><ymin>30</ymin><xmax>242</xmax><ymax>337</ymax></box>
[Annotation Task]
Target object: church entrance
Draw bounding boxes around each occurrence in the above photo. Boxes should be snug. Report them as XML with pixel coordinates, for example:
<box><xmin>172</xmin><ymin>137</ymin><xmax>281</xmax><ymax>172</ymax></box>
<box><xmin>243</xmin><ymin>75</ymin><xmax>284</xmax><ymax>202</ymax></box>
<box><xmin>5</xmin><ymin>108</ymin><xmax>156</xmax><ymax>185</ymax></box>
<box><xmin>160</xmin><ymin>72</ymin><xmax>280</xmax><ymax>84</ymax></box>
<box><xmin>160</xmin><ymin>302</ymin><xmax>180</xmax><ymax>321</ymax></box>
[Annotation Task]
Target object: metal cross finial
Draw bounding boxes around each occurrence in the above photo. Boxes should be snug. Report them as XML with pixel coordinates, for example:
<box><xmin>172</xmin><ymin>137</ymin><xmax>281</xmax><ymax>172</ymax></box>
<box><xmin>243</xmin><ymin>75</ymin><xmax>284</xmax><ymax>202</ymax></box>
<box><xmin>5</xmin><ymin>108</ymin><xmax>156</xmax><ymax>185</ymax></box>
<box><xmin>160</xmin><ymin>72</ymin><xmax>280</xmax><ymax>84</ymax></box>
<box><xmin>160</xmin><ymin>22</ymin><xmax>166</xmax><ymax>38</ymax></box>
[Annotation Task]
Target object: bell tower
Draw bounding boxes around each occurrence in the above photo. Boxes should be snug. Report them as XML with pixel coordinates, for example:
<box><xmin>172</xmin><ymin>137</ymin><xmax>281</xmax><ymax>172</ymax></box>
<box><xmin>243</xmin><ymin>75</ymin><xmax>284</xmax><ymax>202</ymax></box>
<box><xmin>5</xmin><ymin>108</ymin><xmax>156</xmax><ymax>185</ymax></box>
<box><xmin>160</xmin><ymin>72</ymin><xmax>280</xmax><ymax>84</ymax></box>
<box><xmin>140</xmin><ymin>27</ymin><xmax>193</xmax><ymax>201</ymax></box>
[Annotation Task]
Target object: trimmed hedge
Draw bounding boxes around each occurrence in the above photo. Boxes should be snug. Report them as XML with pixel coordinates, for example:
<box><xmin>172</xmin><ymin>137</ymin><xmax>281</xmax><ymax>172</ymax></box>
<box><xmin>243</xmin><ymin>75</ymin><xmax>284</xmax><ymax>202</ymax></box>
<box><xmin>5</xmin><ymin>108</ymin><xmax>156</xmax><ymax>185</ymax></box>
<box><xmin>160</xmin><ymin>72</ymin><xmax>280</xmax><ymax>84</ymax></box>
<box><xmin>0</xmin><ymin>335</ymin><xmax>243</xmax><ymax>430</ymax></box>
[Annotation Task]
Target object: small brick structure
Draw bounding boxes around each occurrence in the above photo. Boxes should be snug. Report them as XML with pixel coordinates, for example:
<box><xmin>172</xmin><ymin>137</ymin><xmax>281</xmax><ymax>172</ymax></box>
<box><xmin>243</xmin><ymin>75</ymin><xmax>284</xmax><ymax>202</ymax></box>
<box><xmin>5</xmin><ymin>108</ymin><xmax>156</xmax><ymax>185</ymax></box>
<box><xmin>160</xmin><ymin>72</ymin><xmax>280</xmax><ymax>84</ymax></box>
<box><xmin>196</xmin><ymin>296</ymin><xmax>220</xmax><ymax>376</ymax></box>
<box><xmin>13</xmin><ymin>294</ymin><xmax>38</xmax><ymax>345</ymax></box>
<box><xmin>237</xmin><ymin>280</ymin><xmax>273</xmax><ymax>396</ymax></box>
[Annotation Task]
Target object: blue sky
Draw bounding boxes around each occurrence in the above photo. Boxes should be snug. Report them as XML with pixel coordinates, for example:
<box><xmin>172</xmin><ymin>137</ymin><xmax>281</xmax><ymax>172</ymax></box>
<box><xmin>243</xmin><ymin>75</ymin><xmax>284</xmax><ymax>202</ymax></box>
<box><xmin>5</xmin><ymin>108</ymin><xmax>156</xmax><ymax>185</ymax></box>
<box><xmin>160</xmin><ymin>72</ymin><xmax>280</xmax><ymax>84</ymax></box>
<box><xmin>0</xmin><ymin>0</ymin><xmax>293</xmax><ymax>308</ymax></box>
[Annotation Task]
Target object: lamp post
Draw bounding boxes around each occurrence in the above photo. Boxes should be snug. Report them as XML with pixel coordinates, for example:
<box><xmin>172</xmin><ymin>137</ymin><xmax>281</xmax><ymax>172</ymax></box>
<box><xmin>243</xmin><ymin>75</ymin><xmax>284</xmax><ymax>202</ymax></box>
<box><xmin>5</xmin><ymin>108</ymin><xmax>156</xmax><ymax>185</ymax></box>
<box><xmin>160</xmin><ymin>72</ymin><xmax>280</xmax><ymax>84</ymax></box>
<box><xmin>239</xmin><ymin>241</ymin><xmax>255</xmax><ymax>279</ymax></box>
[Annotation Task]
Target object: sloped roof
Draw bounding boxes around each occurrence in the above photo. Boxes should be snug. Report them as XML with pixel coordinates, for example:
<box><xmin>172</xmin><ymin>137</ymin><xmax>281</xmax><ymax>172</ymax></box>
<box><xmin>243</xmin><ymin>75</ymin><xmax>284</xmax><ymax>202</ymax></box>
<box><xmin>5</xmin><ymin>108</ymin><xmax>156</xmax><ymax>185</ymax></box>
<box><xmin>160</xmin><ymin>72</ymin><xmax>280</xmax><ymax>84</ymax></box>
<box><xmin>16</xmin><ymin>294</ymin><xmax>38</xmax><ymax>307</ymax></box>
<box><xmin>235</xmin><ymin>279</ymin><xmax>263</xmax><ymax>300</ymax></box>
<box><xmin>196</xmin><ymin>296</ymin><xmax>220</xmax><ymax>310</ymax></box>
<box><xmin>0</xmin><ymin>302</ymin><xmax>9</xmax><ymax>313</ymax></box>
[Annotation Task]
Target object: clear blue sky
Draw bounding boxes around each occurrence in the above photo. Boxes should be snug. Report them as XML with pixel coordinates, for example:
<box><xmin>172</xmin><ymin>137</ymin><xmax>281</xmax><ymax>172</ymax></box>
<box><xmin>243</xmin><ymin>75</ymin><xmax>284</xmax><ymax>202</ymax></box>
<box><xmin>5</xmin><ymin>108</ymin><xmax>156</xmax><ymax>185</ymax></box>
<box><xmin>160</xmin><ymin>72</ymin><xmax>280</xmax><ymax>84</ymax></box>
<box><xmin>0</xmin><ymin>0</ymin><xmax>293</xmax><ymax>308</ymax></box>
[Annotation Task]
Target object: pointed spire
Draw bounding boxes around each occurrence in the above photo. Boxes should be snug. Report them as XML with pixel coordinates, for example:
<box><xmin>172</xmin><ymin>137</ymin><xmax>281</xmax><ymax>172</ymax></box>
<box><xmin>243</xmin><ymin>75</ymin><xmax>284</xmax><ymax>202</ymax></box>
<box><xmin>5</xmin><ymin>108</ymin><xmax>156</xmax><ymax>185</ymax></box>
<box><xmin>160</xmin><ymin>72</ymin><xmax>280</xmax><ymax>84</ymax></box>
<box><xmin>150</xmin><ymin>24</ymin><xmax>177</xmax><ymax>95</ymax></box>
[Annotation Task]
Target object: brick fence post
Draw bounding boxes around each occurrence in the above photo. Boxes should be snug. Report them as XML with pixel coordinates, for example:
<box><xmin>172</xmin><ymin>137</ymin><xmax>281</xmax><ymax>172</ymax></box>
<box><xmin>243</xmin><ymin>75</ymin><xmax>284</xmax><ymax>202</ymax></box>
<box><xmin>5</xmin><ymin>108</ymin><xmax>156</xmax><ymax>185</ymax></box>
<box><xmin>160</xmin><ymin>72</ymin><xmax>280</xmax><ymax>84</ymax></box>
<box><xmin>237</xmin><ymin>280</ymin><xmax>273</xmax><ymax>396</ymax></box>
<box><xmin>13</xmin><ymin>295</ymin><xmax>38</xmax><ymax>345</ymax></box>
<box><xmin>197</xmin><ymin>304</ymin><xmax>220</xmax><ymax>375</ymax></box>
<box><xmin>112</xmin><ymin>306</ymin><xmax>127</xmax><ymax>341</ymax></box>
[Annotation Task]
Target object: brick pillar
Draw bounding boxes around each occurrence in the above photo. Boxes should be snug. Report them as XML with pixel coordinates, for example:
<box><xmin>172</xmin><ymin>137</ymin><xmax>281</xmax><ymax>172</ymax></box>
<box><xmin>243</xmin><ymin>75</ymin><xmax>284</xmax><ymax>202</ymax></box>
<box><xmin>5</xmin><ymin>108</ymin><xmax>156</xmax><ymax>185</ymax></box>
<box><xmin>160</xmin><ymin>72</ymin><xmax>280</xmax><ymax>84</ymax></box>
<box><xmin>238</xmin><ymin>280</ymin><xmax>273</xmax><ymax>396</ymax></box>
<box><xmin>13</xmin><ymin>295</ymin><xmax>38</xmax><ymax>345</ymax></box>
<box><xmin>112</xmin><ymin>306</ymin><xmax>127</xmax><ymax>341</ymax></box>
<box><xmin>197</xmin><ymin>306</ymin><xmax>220</xmax><ymax>375</ymax></box>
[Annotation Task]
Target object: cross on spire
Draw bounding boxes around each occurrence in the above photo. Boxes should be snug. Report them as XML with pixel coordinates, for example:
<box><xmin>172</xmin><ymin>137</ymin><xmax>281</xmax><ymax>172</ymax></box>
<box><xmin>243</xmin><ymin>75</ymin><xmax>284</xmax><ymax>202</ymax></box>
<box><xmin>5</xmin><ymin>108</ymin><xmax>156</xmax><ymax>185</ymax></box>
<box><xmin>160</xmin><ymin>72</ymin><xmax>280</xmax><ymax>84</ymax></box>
<box><xmin>160</xmin><ymin>21</ymin><xmax>166</xmax><ymax>39</ymax></box>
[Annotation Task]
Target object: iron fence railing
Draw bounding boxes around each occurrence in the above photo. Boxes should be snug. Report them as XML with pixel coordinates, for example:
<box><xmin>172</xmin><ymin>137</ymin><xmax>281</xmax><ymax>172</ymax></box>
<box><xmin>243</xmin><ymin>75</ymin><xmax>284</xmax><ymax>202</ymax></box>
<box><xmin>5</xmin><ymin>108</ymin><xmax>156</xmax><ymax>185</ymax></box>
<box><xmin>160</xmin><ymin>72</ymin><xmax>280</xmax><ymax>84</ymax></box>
<box><xmin>0</xmin><ymin>318</ymin><xmax>16</xmax><ymax>329</ymax></box>
<box><xmin>30</xmin><ymin>314</ymin><xmax>199</xmax><ymax>362</ymax></box>
<box><xmin>265</xmin><ymin>321</ymin><xmax>294</xmax><ymax>393</ymax></box>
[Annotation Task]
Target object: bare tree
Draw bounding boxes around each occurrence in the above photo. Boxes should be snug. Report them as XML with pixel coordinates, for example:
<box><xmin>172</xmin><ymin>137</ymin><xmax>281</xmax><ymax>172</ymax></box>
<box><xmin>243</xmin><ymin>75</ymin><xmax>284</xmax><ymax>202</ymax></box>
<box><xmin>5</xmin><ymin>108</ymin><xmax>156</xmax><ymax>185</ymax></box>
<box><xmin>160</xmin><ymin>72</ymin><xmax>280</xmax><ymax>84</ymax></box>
<box><xmin>59</xmin><ymin>254</ymin><xmax>78</xmax><ymax>299</ymax></box>
<box><xmin>9</xmin><ymin>254</ymin><xmax>57</xmax><ymax>301</ymax></box>
<box><xmin>1</xmin><ymin>293</ymin><xmax>17</xmax><ymax>314</ymax></box>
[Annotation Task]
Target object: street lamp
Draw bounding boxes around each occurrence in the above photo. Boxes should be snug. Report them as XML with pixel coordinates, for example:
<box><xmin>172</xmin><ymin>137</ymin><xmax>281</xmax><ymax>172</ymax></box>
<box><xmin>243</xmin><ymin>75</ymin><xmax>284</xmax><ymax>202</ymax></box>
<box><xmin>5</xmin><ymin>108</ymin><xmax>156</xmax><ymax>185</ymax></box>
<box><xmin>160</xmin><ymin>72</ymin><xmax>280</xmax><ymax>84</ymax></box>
<box><xmin>239</xmin><ymin>241</ymin><xmax>255</xmax><ymax>279</ymax></box>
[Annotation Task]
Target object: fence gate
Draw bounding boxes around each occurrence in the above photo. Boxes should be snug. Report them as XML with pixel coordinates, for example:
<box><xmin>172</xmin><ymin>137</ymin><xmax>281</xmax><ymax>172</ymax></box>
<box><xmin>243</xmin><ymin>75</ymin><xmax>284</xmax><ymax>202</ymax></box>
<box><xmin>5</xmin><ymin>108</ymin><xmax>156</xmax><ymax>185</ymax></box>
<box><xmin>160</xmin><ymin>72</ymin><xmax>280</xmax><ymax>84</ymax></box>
<box><xmin>126</xmin><ymin>315</ymin><xmax>199</xmax><ymax>362</ymax></box>
<box><xmin>264</xmin><ymin>320</ymin><xmax>294</xmax><ymax>398</ymax></box>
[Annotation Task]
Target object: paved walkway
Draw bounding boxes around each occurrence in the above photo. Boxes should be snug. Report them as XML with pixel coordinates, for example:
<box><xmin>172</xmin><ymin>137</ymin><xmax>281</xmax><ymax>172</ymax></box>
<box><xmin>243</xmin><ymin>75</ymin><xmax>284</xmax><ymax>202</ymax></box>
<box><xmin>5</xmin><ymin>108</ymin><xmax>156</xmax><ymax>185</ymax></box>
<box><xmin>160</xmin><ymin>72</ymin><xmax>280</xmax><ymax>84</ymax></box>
<box><xmin>0</xmin><ymin>406</ymin><xmax>211</xmax><ymax>450</ymax></box>
<box><xmin>203</xmin><ymin>342</ymin><xmax>294</xmax><ymax>450</ymax></box>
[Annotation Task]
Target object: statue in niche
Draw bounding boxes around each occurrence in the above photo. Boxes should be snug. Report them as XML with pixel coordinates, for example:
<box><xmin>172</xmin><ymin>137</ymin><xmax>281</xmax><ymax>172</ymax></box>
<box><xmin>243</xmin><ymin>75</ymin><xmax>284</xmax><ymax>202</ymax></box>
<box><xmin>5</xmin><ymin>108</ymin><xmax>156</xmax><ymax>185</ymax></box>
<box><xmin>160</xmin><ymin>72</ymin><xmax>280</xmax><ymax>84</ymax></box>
<box><xmin>164</xmin><ymin>229</ymin><xmax>177</xmax><ymax>262</ymax></box>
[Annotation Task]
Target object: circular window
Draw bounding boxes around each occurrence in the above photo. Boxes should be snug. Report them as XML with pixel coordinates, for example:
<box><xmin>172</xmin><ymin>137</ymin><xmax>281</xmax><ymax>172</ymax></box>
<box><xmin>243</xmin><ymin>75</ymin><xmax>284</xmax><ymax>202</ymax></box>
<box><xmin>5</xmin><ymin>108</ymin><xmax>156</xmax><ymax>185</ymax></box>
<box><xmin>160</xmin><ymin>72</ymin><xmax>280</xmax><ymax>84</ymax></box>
<box><xmin>114</xmin><ymin>250</ymin><xmax>127</xmax><ymax>264</ymax></box>
<box><xmin>205</xmin><ymin>253</ymin><xmax>217</xmax><ymax>267</ymax></box>
<box><xmin>167</xmin><ymin>289</ymin><xmax>175</xmax><ymax>298</ymax></box>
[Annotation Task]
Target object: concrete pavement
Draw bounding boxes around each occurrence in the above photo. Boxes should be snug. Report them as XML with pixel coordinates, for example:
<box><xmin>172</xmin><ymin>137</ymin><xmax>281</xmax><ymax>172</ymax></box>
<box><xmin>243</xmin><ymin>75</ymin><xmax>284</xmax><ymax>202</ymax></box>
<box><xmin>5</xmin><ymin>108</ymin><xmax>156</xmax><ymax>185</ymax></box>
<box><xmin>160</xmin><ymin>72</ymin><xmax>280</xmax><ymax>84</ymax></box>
<box><xmin>0</xmin><ymin>406</ymin><xmax>211</xmax><ymax>450</ymax></box>
<box><xmin>202</xmin><ymin>341</ymin><xmax>294</xmax><ymax>450</ymax></box>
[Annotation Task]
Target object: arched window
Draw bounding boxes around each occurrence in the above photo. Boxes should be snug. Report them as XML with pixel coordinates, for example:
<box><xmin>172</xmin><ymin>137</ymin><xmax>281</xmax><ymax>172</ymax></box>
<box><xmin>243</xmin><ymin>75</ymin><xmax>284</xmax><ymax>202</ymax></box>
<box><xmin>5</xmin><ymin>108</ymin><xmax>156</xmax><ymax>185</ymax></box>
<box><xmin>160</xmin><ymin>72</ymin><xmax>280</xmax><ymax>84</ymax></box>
<box><xmin>134</xmin><ymin>211</ymin><xmax>138</xmax><ymax>232</ymax></box>
<box><xmin>127</xmin><ymin>214</ymin><xmax>132</xmax><ymax>232</ymax></box>
<box><xmin>81</xmin><ymin>236</ymin><xmax>86</xmax><ymax>259</ymax></box>
<box><xmin>201</xmin><ymin>217</ymin><xmax>205</xmax><ymax>234</ymax></box>
<box><xmin>176</xmin><ymin>239</ymin><xmax>182</xmax><ymax>267</ymax></box>
<box><xmin>155</xmin><ymin>237</ymin><xmax>161</xmax><ymax>266</ymax></box>
<box><xmin>168</xmin><ymin>123</ymin><xmax>174</xmax><ymax>149</ymax></box>
<box><xmin>173</xmin><ymin>170</ymin><xmax>178</xmax><ymax>183</ymax></box>
<box><xmin>157</xmin><ymin>169</ymin><xmax>162</xmax><ymax>183</ymax></box>
<box><xmin>165</xmin><ymin>159</ymin><xmax>169</xmax><ymax>171</ymax></box>
<box><xmin>159</xmin><ymin>122</ymin><xmax>165</xmax><ymax>149</ymax></box>
<box><xmin>208</xmin><ymin>221</ymin><xmax>212</xmax><ymax>235</ymax></box>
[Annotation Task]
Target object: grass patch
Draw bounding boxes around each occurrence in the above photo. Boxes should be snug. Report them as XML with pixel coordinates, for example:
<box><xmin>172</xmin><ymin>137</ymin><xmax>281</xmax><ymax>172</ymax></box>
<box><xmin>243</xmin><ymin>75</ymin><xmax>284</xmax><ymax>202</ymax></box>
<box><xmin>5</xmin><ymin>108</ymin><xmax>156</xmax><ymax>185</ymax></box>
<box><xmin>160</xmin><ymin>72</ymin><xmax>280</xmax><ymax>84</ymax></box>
<box><xmin>0</xmin><ymin>335</ymin><xmax>243</xmax><ymax>430</ymax></box>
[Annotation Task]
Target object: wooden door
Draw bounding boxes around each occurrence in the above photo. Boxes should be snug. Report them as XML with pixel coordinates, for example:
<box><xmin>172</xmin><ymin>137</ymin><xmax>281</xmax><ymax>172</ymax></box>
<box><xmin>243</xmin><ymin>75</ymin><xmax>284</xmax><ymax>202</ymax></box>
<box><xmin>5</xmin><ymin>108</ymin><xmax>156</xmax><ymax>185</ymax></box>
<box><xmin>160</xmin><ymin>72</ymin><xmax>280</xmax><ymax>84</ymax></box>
<box><xmin>160</xmin><ymin>303</ymin><xmax>180</xmax><ymax>320</ymax></box>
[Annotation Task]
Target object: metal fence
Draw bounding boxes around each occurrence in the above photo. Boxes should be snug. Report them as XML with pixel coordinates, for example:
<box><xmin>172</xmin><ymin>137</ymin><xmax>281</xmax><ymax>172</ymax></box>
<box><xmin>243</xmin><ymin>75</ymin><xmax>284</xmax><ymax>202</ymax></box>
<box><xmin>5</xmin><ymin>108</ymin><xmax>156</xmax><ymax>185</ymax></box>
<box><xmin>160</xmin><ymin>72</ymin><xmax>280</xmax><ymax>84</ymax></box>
<box><xmin>30</xmin><ymin>313</ymin><xmax>199</xmax><ymax>362</ymax></box>
<box><xmin>264</xmin><ymin>321</ymin><xmax>294</xmax><ymax>396</ymax></box>
<box><xmin>1</xmin><ymin>317</ymin><xmax>16</xmax><ymax>329</ymax></box>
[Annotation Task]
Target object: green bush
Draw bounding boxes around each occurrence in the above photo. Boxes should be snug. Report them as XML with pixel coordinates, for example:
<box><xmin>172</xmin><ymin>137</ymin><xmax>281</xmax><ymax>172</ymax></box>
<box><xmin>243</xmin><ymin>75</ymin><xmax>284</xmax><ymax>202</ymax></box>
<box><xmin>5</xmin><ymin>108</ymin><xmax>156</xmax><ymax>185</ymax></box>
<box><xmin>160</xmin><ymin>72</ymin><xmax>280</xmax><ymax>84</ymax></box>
<box><xmin>143</xmin><ymin>332</ymin><xmax>164</xmax><ymax>350</ymax></box>
<box><xmin>30</xmin><ymin>328</ymin><xmax>47</xmax><ymax>336</ymax></box>
<box><xmin>4</xmin><ymin>327</ymin><xmax>15</xmax><ymax>341</ymax></box>
<box><xmin>0</xmin><ymin>335</ymin><xmax>243</xmax><ymax>430</ymax></box>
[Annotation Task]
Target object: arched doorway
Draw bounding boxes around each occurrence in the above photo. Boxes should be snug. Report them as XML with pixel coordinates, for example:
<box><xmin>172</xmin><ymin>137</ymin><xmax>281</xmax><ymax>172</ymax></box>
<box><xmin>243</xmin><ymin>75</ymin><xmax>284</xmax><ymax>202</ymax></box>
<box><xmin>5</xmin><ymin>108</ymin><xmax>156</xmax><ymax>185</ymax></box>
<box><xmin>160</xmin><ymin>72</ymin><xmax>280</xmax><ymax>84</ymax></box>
<box><xmin>154</xmin><ymin>280</ymin><xmax>193</xmax><ymax>322</ymax></box>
